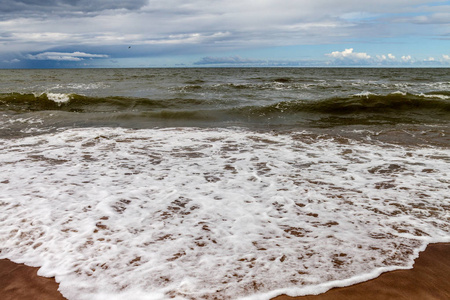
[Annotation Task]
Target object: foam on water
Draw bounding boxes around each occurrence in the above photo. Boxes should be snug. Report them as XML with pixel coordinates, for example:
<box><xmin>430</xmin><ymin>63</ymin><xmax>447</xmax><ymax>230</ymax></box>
<box><xmin>420</xmin><ymin>93</ymin><xmax>450</xmax><ymax>100</ymax></box>
<box><xmin>45</xmin><ymin>93</ymin><xmax>71</xmax><ymax>103</ymax></box>
<box><xmin>0</xmin><ymin>114</ymin><xmax>49</xmax><ymax>136</ymax></box>
<box><xmin>0</xmin><ymin>127</ymin><xmax>449</xmax><ymax>300</ymax></box>
<box><xmin>353</xmin><ymin>91</ymin><xmax>376</xmax><ymax>97</ymax></box>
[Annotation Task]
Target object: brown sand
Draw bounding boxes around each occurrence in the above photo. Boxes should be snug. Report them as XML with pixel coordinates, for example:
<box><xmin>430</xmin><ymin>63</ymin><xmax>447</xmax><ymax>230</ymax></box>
<box><xmin>0</xmin><ymin>259</ymin><xmax>66</xmax><ymax>300</ymax></box>
<box><xmin>0</xmin><ymin>243</ymin><xmax>449</xmax><ymax>300</ymax></box>
<box><xmin>273</xmin><ymin>243</ymin><xmax>450</xmax><ymax>300</ymax></box>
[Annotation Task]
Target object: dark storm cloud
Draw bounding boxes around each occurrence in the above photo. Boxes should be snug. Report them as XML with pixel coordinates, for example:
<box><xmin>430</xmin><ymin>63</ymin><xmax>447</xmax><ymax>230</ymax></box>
<box><xmin>1</xmin><ymin>0</ymin><xmax>148</xmax><ymax>16</ymax></box>
<box><xmin>1</xmin><ymin>0</ymin><xmax>449</xmax><ymax>68</ymax></box>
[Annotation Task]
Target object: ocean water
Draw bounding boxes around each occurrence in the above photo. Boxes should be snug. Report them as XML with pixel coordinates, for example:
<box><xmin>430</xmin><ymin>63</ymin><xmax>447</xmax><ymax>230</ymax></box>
<box><xmin>0</xmin><ymin>68</ymin><xmax>449</xmax><ymax>300</ymax></box>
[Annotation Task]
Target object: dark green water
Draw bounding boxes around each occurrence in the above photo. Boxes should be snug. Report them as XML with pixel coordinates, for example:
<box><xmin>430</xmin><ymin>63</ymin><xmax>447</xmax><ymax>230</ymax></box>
<box><xmin>1</xmin><ymin>68</ymin><xmax>449</xmax><ymax>144</ymax></box>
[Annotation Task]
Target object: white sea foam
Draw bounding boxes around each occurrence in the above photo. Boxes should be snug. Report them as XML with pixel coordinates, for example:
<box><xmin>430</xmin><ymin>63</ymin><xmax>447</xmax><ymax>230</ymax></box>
<box><xmin>44</xmin><ymin>83</ymin><xmax>109</xmax><ymax>93</ymax></box>
<box><xmin>0</xmin><ymin>127</ymin><xmax>449</xmax><ymax>300</ymax></box>
<box><xmin>46</xmin><ymin>93</ymin><xmax>71</xmax><ymax>103</ymax></box>
<box><xmin>64</xmin><ymin>83</ymin><xmax>109</xmax><ymax>90</ymax></box>
<box><xmin>391</xmin><ymin>90</ymin><xmax>407</xmax><ymax>96</ymax></box>
<box><xmin>354</xmin><ymin>91</ymin><xmax>376</xmax><ymax>97</ymax></box>
<box><xmin>0</xmin><ymin>115</ymin><xmax>46</xmax><ymax>134</ymax></box>
<box><xmin>419</xmin><ymin>93</ymin><xmax>450</xmax><ymax>100</ymax></box>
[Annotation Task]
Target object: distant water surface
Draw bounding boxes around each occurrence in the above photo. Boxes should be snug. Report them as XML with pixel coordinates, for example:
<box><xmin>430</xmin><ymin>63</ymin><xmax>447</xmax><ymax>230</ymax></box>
<box><xmin>1</xmin><ymin>68</ymin><xmax>449</xmax><ymax>139</ymax></box>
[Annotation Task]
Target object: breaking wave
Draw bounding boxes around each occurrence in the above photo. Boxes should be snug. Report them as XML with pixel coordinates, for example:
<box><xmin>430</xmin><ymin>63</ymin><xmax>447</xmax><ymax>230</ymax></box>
<box><xmin>1</xmin><ymin>92</ymin><xmax>449</xmax><ymax>114</ymax></box>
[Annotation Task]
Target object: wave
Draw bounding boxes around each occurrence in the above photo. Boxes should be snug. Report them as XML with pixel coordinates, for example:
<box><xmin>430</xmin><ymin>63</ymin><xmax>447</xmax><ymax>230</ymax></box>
<box><xmin>1</xmin><ymin>92</ymin><xmax>449</xmax><ymax>123</ymax></box>
<box><xmin>0</xmin><ymin>93</ymin><xmax>209</xmax><ymax>113</ymax></box>
<box><xmin>253</xmin><ymin>92</ymin><xmax>450</xmax><ymax>115</ymax></box>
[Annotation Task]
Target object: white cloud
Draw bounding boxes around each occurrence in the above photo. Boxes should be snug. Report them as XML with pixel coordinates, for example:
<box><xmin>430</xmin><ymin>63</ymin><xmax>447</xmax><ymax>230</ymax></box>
<box><xmin>401</xmin><ymin>55</ymin><xmax>412</xmax><ymax>62</ymax></box>
<box><xmin>1</xmin><ymin>1</ymin><xmax>449</xmax><ymax>66</ymax></box>
<box><xmin>27</xmin><ymin>51</ymin><xmax>108</xmax><ymax>61</ymax></box>
<box><xmin>0</xmin><ymin>1</ymin><xmax>441</xmax><ymax>51</ymax></box>
<box><xmin>326</xmin><ymin>48</ymin><xmax>371</xmax><ymax>60</ymax></box>
<box><xmin>324</xmin><ymin>49</ymin><xmax>450</xmax><ymax>66</ymax></box>
<box><xmin>2</xmin><ymin>58</ymin><xmax>20</xmax><ymax>63</ymax></box>
<box><xmin>407</xmin><ymin>13</ymin><xmax>450</xmax><ymax>24</ymax></box>
<box><xmin>193</xmin><ymin>51</ymin><xmax>450</xmax><ymax>67</ymax></box>
<box><xmin>11</xmin><ymin>32</ymin><xmax>75</xmax><ymax>42</ymax></box>
<box><xmin>376</xmin><ymin>53</ymin><xmax>396</xmax><ymax>61</ymax></box>
<box><xmin>194</xmin><ymin>55</ymin><xmax>265</xmax><ymax>65</ymax></box>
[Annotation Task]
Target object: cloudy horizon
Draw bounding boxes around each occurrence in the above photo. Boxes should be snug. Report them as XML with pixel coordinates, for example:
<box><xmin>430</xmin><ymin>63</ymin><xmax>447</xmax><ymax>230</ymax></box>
<box><xmin>1</xmin><ymin>0</ymin><xmax>450</xmax><ymax>68</ymax></box>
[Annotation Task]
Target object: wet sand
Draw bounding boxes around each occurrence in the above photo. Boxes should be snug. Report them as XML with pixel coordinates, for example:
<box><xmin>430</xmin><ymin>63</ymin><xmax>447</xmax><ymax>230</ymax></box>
<box><xmin>0</xmin><ymin>259</ymin><xmax>66</xmax><ymax>300</ymax></box>
<box><xmin>0</xmin><ymin>243</ymin><xmax>449</xmax><ymax>300</ymax></box>
<box><xmin>273</xmin><ymin>243</ymin><xmax>450</xmax><ymax>300</ymax></box>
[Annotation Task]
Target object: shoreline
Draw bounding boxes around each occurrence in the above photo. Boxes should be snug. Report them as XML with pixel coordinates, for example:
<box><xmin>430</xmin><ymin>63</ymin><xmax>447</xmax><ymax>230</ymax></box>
<box><xmin>0</xmin><ymin>258</ymin><xmax>66</xmax><ymax>300</ymax></box>
<box><xmin>1</xmin><ymin>243</ymin><xmax>449</xmax><ymax>300</ymax></box>
<box><xmin>272</xmin><ymin>242</ymin><xmax>450</xmax><ymax>300</ymax></box>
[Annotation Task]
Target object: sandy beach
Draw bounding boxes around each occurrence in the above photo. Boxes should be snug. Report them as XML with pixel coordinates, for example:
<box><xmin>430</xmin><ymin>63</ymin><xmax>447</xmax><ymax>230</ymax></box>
<box><xmin>1</xmin><ymin>243</ymin><xmax>449</xmax><ymax>300</ymax></box>
<box><xmin>273</xmin><ymin>243</ymin><xmax>450</xmax><ymax>300</ymax></box>
<box><xmin>0</xmin><ymin>258</ymin><xmax>66</xmax><ymax>300</ymax></box>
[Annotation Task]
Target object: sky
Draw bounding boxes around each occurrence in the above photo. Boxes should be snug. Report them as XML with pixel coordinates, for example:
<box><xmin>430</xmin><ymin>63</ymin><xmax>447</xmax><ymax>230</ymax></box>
<box><xmin>1</xmin><ymin>0</ymin><xmax>450</xmax><ymax>68</ymax></box>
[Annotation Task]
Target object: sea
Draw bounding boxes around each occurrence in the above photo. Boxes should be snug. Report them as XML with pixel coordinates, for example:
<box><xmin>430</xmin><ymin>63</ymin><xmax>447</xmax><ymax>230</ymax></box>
<box><xmin>0</xmin><ymin>68</ymin><xmax>449</xmax><ymax>300</ymax></box>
